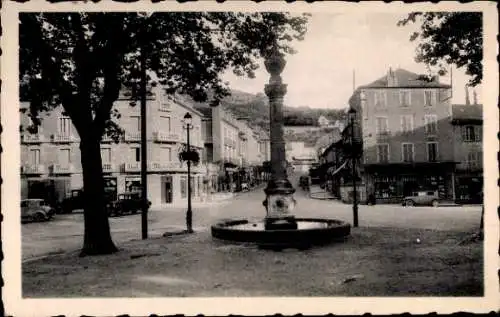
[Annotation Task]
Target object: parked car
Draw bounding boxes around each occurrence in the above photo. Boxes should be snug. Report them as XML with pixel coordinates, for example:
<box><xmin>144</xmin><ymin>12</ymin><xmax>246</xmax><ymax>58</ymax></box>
<box><xmin>108</xmin><ymin>191</ymin><xmax>151</xmax><ymax>217</ymax></box>
<box><xmin>402</xmin><ymin>190</ymin><xmax>440</xmax><ymax>207</ymax></box>
<box><xmin>60</xmin><ymin>189</ymin><xmax>84</xmax><ymax>214</ymax></box>
<box><xmin>21</xmin><ymin>199</ymin><xmax>55</xmax><ymax>223</ymax></box>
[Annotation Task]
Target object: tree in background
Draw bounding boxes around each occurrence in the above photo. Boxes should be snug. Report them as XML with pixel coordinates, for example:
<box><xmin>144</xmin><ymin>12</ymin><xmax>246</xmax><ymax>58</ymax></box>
<box><xmin>20</xmin><ymin>12</ymin><xmax>309</xmax><ymax>256</ymax></box>
<box><xmin>398</xmin><ymin>12</ymin><xmax>482</xmax><ymax>86</ymax></box>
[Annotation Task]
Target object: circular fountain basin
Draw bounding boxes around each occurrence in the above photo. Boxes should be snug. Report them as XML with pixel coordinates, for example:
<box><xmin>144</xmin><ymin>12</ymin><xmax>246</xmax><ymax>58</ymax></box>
<box><xmin>211</xmin><ymin>218</ymin><xmax>351</xmax><ymax>249</ymax></box>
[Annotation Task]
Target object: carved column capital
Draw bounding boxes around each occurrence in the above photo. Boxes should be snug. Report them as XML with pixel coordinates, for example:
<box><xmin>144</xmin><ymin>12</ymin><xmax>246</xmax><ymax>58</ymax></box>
<box><xmin>264</xmin><ymin>83</ymin><xmax>288</xmax><ymax>100</ymax></box>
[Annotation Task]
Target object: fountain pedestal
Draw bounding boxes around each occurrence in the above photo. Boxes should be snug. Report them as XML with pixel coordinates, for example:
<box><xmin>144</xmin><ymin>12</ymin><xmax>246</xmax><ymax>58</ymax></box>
<box><xmin>210</xmin><ymin>43</ymin><xmax>351</xmax><ymax>250</ymax></box>
<box><xmin>262</xmin><ymin>45</ymin><xmax>298</xmax><ymax>231</ymax></box>
<box><xmin>264</xmin><ymin>179</ymin><xmax>297</xmax><ymax>230</ymax></box>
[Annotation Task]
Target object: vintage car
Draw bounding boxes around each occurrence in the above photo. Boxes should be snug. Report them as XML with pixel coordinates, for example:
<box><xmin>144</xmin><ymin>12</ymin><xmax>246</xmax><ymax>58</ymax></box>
<box><xmin>402</xmin><ymin>190</ymin><xmax>441</xmax><ymax>207</ymax></box>
<box><xmin>108</xmin><ymin>191</ymin><xmax>151</xmax><ymax>217</ymax></box>
<box><xmin>21</xmin><ymin>199</ymin><xmax>55</xmax><ymax>223</ymax></box>
<box><xmin>60</xmin><ymin>189</ymin><xmax>84</xmax><ymax>214</ymax></box>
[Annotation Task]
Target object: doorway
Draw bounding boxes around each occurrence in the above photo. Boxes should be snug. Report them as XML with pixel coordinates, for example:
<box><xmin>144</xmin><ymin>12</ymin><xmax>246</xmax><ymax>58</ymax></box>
<box><xmin>161</xmin><ymin>175</ymin><xmax>173</xmax><ymax>203</ymax></box>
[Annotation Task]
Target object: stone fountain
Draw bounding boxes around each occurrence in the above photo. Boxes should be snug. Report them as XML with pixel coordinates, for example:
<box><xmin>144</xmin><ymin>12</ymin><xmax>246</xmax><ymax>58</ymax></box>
<box><xmin>211</xmin><ymin>45</ymin><xmax>351</xmax><ymax>250</ymax></box>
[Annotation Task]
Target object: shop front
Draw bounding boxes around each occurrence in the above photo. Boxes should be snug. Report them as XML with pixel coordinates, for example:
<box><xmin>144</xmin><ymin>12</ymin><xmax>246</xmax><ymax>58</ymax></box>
<box><xmin>455</xmin><ymin>174</ymin><xmax>483</xmax><ymax>204</ymax></box>
<box><xmin>364</xmin><ymin>162</ymin><xmax>457</xmax><ymax>204</ymax></box>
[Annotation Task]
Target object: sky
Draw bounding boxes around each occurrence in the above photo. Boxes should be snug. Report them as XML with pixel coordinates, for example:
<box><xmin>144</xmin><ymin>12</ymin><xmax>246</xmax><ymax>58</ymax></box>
<box><xmin>222</xmin><ymin>13</ymin><xmax>481</xmax><ymax>109</ymax></box>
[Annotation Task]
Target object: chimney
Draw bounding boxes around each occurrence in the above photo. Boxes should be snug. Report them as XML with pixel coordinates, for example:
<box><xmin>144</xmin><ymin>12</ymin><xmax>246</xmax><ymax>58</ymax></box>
<box><xmin>387</xmin><ymin>67</ymin><xmax>396</xmax><ymax>87</ymax></box>
<box><xmin>465</xmin><ymin>85</ymin><xmax>470</xmax><ymax>105</ymax></box>
<box><xmin>473</xmin><ymin>90</ymin><xmax>478</xmax><ymax>105</ymax></box>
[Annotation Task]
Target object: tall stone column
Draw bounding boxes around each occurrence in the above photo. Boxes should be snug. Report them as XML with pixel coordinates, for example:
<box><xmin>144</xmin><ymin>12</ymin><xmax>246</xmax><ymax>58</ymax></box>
<box><xmin>263</xmin><ymin>45</ymin><xmax>297</xmax><ymax>230</ymax></box>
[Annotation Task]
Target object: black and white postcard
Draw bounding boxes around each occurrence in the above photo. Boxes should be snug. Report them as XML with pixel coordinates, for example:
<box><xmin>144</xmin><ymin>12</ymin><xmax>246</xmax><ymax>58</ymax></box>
<box><xmin>1</xmin><ymin>1</ymin><xmax>498</xmax><ymax>316</ymax></box>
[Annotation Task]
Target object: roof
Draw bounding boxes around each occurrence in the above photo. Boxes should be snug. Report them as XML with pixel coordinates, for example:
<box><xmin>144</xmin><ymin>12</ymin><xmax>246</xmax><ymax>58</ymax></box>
<box><xmin>361</xmin><ymin>68</ymin><xmax>451</xmax><ymax>89</ymax></box>
<box><xmin>451</xmin><ymin>104</ymin><xmax>483</xmax><ymax>123</ymax></box>
<box><xmin>194</xmin><ymin>105</ymin><xmax>212</xmax><ymax>118</ymax></box>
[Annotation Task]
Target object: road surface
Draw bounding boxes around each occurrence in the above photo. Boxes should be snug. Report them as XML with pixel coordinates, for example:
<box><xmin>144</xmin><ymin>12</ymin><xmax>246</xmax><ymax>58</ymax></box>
<box><xmin>22</xmin><ymin>182</ymin><xmax>482</xmax><ymax>262</ymax></box>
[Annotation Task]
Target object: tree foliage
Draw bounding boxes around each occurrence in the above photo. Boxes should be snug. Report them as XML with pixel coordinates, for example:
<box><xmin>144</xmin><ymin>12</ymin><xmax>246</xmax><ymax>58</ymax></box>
<box><xmin>398</xmin><ymin>12</ymin><xmax>482</xmax><ymax>87</ymax></box>
<box><xmin>19</xmin><ymin>12</ymin><xmax>309</xmax><ymax>255</ymax></box>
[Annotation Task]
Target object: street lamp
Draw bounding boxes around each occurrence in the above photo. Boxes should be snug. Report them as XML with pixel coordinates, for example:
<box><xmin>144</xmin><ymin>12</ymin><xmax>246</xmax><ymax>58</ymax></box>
<box><xmin>348</xmin><ymin>107</ymin><xmax>359</xmax><ymax>227</ymax></box>
<box><xmin>183</xmin><ymin>112</ymin><xmax>194</xmax><ymax>233</ymax></box>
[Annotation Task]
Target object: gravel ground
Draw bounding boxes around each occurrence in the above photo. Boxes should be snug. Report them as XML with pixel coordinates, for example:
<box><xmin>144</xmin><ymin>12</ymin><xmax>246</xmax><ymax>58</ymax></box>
<box><xmin>22</xmin><ymin>226</ymin><xmax>483</xmax><ymax>297</ymax></box>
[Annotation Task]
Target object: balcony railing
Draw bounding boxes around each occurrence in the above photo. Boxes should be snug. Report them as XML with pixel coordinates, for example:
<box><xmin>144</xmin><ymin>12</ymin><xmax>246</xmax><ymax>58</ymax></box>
<box><xmin>153</xmin><ymin>131</ymin><xmax>180</xmax><ymax>143</ymax></box>
<box><xmin>148</xmin><ymin>161</ymin><xmax>204</xmax><ymax>173</ymax></box>
<box><xmin>51</xmin><ymin>164</ymin><xmax>75</xmax><ymax>174</ymax></box>
<box><xmin>22</xmin><ymin>133</ymin><xmax>45</xmax><ymax>144</ymax></box>
<box><xmin>101</xmin><ymin>135</ymin><xmax>113</xmax><ymax>143</ymax></box>
<box><xmin>124</xmin><ymin>132</ymin><xmax>141</xmax><ymax>142</ymax></box>
<box><xmin>21</xmin><ymin>164</ymin><xmax>46</xmax><ymax>175</ymax></box>
<box><xmin>123</xmin><ymin>162</ymin><xmax>141</xmax><ymax>172</ymax></box>
<box><xmin>102</xmin><ymin>163</ymin><xmax>115</xmax><ymax>172</ymax></box>
<box><xmin>51</xmin><ymin>134</ymin><xmax>76</xmax><ymax>143</ymax></box>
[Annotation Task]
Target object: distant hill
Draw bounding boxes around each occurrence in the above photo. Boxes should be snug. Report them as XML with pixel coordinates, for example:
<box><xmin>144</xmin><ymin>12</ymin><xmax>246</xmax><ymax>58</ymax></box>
<box><xmin>220</xmin><ymin>89</ymin><xmax>347</xmax><ymax>132</ymax></box>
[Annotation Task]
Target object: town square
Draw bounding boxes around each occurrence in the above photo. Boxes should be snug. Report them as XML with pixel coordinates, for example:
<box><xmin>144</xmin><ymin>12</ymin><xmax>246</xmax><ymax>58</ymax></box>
<box><xmin>1</xmin><ymin>2</ymin><xmax>498</xmax><ymax>316</ymax></box>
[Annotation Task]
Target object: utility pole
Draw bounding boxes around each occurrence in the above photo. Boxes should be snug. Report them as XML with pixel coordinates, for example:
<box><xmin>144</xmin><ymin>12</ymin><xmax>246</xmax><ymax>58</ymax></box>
<box><xmin>349</xmin><ymin>108</ymin><xmax>359</xmax><ymax>228</ymax></box>
<box><xmin>140</xmin><ymin>28</ymin><xmax>149</xmax><ymax>240</ymax></box>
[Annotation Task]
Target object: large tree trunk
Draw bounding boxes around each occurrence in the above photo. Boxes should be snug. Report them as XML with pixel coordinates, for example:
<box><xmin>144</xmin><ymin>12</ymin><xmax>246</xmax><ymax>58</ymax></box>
<box><xmin>79</xmin><ymin>135</ymin><xmax>118</xmax><ymax>256</ymax></box>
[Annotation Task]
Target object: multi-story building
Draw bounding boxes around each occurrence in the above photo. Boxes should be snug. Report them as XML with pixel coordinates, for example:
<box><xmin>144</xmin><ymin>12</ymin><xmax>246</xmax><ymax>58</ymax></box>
<box><xmin>21</xmin><ymin>85</ymin><xmax>206</xmax><ymax>206</ymax></box>
<box><xmin>197</xmin><ymin>104</ymin><xmax>270</xmax><ymax>191</ymax></box>
<box><xmin>451</xmin><ymin>103</ymin><xmax>483</xmax><ymax>203</ymax></box>
<box><xmin>285</xmin><ymin>141</ymin><xmax>317</xmax><ymax>173</ymax></box>
<box><xmin>349</xmin><ymin>68</ymin><xmax>455</xmax><ymax>203</ymax></box>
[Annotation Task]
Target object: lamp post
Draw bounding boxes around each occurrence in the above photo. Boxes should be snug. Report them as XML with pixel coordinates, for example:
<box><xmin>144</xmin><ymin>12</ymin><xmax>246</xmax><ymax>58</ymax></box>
<box><xmin>348</xmin><ymin>107</ymin><xmax>359</xmax><ymax>227</ymax></box>
<box><xmin>183</xmin><ymin>112</ymin><xmax>194</xmax><ymax>233</ymax></box>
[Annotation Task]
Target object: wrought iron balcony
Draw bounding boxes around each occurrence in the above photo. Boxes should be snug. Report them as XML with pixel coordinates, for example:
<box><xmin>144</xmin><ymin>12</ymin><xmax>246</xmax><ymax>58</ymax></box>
<box><xmin>153</xmin><ymin>131</ymin><xmax>180</xmax><ymax>143</ymax></box>
<box><xmin>22</xmin><ymin>133</ymin><xmax>45</xmax><ymax>144</ymax></box>
<box><xmin>51</xmin><ymin>164</ymin><xmax>75</xmax><ymax>174</ymax></box>
<box><xmin>21</xmin><ymin>164</ymin><xmax>46</xmax><ymax>175</ymax></box>
<box><xmin>123</xmin><ymin>162</ymin><xmax>141</xmax><ymax>172</ymax></box>
<box><xmin>124</xmin><ymin>132</ymin><xmax>141</xmax><ymax>142</ymax></box>
<box><xmin>102</xmin><ymin>163</ymin><xmax>115</xmax><ymax>172</ymax></box>
<box><xmin>51</xmin><ymin>134</ymin><xmax>76</xmax><ymax>143</ymax></box>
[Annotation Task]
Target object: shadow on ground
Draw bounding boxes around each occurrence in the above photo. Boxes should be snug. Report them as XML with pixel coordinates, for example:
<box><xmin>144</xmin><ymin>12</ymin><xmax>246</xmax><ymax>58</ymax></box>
<box><xmin>22</xmin><ymin>226</ymin><xmax>483</xmax><ymax>297</ymax></box>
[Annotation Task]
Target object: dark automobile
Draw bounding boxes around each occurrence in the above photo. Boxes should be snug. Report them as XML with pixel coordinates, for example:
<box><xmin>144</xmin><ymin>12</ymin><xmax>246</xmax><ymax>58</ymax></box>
<box><xmin>402</xmin><ymin>190</ymin><xmax>440</xmax><ymax>207</ymax></box>
<box><xmin>109</xmin><ymin>191</ymin><xmax>151</xmax><ymax>217</ymax></box>
<box><xmin>21</xmin><ymin>199</ymin><xmax>55</xmax><ymax>223</ymax></box>
<box><xmin>60</xmin><ymin>189</ymin><xmax>84</xmax><ymax>214</ymax></box>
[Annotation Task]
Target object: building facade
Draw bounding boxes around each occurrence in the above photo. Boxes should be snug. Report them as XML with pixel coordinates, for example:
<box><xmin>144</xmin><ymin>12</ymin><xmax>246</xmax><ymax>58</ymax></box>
<box><xmin>197</xmin><ymin>104</ymin><xmax>270</xmax><ymax>192</ymax></box>
<box><xmin>350</xmin><ymin>68</ymin><xmax>456</xmax><ymax>203</ymax></box>
<box><xmin>21</xmin><ymin>85</ymin><xmax>207</xmax><ymax>206</ymax></box>
<box><xmin>451</xmin><ymin>103</ymin><xmax>483</xmax><ymax>203</ymax></box>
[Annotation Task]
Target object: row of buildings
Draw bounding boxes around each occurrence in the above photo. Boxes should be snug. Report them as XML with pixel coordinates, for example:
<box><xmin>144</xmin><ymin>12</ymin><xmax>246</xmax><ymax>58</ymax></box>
<box><xmin>317</xmin><ymin>68</ymin><xmax>483</xmax><ymax>204</ymax></box>
<box><xmin>20</xmin><ymin>85</ymin><xmax>271</xmax><ymax>206</ymax></box>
